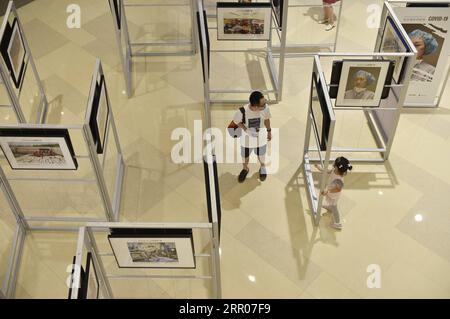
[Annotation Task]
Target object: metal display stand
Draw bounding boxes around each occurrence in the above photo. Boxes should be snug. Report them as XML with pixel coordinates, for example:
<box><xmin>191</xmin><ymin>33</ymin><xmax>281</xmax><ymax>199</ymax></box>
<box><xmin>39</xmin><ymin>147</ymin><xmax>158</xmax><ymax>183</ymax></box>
<box><xmin>109</xmin><ymin>0</ymin><xmax>197</xmax><ymax>97</ymax></box>
<box><xmin>274</xmin><ymin>0</ymin><xmax>343</xmax><ymax>54</ymax></box>
<box><xmin>0</xmin><ymin>60</ymin><xmax>124</xmax><ymax>228</ymax></box>
<box><xmin>0</xmin><ymin>1</ymin><xmax>48</xmax><ymax>123</ymax></box>
<box><xmin>69</xmin><ymin>151</ymin><xmax>222</xmax><ymax>299</ymax></box>
<box><xmin>197</xmin><ymin>0</ymin><xmax>288</xmax><ymax>104</ymax></box>
<box><xmin>304</xmin><ymin>2</ymin><xmax>416</xmax><ymax>164</ymax></box>
<box><xmin>388</xmin><ymin>0</ymin><xmax>450</xmax><ymax>108</ymax></box>
<box><xmin>303</xmin><ymin>9</ymin><xmax>416</xmax><ymax>223</ymax></box>
<box><xmin>0</xmin><ymin>60</ymin><xmax>125</xmax><ymax>298</ymax></box>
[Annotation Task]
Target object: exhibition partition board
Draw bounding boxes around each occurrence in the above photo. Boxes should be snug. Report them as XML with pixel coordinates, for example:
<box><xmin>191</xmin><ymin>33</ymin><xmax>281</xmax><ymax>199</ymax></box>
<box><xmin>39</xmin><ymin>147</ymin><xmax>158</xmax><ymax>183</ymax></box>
<box><xmin>372</xmin><ymin>1</ymin><xmax>417</xmax><ymax>158</ymax></box>
<box><xmin>303</xmin><ymin>55</ymin><xmax>336</xmax><ymax>225</ymax></box>
<box><xmin>390</xmin><ymin>0</ymin><xmax>450</xmax><ymax>107</ymax></box>
<box><xmin>108</xmin><ymin>0</ymin><xmax>197</xmax><ymax>98</ymax></box>
<box><xmin>0</xmin><ymin>1</ymin><xmax>48</xmax><ymax>123</ymax></box>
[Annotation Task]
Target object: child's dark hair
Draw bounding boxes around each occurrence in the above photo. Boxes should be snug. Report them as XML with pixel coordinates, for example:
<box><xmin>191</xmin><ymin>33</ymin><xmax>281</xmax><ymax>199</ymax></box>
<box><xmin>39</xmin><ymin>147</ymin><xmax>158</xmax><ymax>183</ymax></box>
<box><xmin>334</xmin><ymin>157</ymin><xmax>353</xmax><ymax>175</ymax></box>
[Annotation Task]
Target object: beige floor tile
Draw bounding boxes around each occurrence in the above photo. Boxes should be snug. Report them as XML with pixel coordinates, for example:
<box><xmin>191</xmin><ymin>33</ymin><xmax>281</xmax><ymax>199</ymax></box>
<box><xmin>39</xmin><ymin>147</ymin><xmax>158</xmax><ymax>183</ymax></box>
<box><xmin>305</xmin><ymin>272</ymin><xmax>361</xmax><ymax>299</ymax></box>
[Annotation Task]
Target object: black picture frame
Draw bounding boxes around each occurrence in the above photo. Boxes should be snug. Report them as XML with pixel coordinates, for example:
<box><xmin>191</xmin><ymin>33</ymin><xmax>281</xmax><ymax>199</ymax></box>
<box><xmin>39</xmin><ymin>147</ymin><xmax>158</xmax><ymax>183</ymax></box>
<box><xmin>109</xmin><ymin>0</ymin><xmax>122</xmax><ymax>30</ymax></box>
<box><xmin>329</xmin><ymin>60</ymin><xmax>395</xmax><ymax>100</ymax></box>
<box><xmin>203</xmin><ymin>157</ymin><xmax>222</xmax><ymax>242</ymax></box>
<box><xmin>406</xmin><ymin>3</ymin><xmax>449</xmax><ymax>7</ymax></box>
<box><xmin>89</xmin><ymin>75</ymin><xmax>110</xmax><ymax>154</ymax></box>
<box><xmin>0</xmin><ymin>128</ymin><xmax>78</xmax><ymax>170</ymax></box>
<box><xmin>108</xmin><ymin>228</ymin><xmax>196</xmax><ymax>269</ymax></box>
<box><xmin>0</xmin><ymin>18</ymin><xmax>27</xmax><ymax>90</ymax></box>
<box><xmin>311</xmin><ymin>73</ymin><xmax>331</xmax><ymax>152</ymax></box>
<box><xmin>272</xmin><ymin>0</ymin><xmax>284</xmax><ymax>28</ymax></box>
<box><xmin>197</xmin><ymin>10</ymin><xmax>210</xmax><ymax>83</ymax></box>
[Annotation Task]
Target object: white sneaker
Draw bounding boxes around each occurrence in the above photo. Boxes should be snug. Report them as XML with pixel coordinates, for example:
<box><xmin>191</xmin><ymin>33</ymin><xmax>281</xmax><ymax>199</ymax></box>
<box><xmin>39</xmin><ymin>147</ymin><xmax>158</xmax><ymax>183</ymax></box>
<box><xmin>325</xmin><ymin>23</ymin><xmax>336</xmax><ymax>31</ymax></box>
<box><xmin>318</xmin><ymin>19</ymin><xmax>328</xmax><ymax>24</ymax></box>
<box><xmin>331</xmin><ymin>223</ymin><xmax>343</xmax><ymax>230</ymax></box>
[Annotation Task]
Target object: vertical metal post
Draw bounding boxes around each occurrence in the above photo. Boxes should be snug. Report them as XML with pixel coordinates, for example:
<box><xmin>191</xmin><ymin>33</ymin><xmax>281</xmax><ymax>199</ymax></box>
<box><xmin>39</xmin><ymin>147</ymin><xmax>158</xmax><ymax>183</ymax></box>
<box><xmin>82</xmin><ymin>124</ymin><xmax>115</xmax><ymax>222</ymax></box>
<box><xmin>0</xmin><ymin>167</ymin><xmax>29</xmax><ymax>230</ymax></box>
<box><xmin>0</xmin><ymin>2</ymin><xmax>25</xmax><ymax>123</ymax></box>
<box><xmin>107</xmin><ymin>96</ymin><xmax>124</xmax><ymax>221</ymax></box>
<box><xmin>197</xmin><ymin>0</ymin><xmax>211</xmax><ymax>129</ymax></box>
<box><xmin>315</xmin><ymin>119</ymin><xmax>335</xmax><ymax>226</ymax></box>
<box><xmin>71</xmin><ymin>226</ymin><xmax>86</xmax><ymax>299</ymax></box>
<box><xmin>210</xmin><ymin>225</ymin><xmax>222</xmax><ymax>299</ymax></box>
<box><xmin>332</xmin><ymin>0</ymin><xmax>343</xmax><ymax>52</ymax></box>
<box><xmin>109</xmin><ymin>0</ymin><xmax>132</xmax><ymax>97</ymax></box>
<box><xmin>0</xmin><ymin>67</ymin><xmax>25</xmax><ymax>123</ymax></box>
<box><xmin>4</xmin><ymin>223</ymin><xmax>26</xmax><ymax>298</ymax></box>
<box><xmin>86</xmin><ymin>227</ymin><xmax>113</xmax><ymax>298</ymax></box>
<box><xmin>276</xmin><ymin>0</ymin><xmax>289</xmax><ymax>101</ymax></box>
<box><xmin>191</xmin><ymin>0</ymin><xmax>198</xmax><ymax>55</ymax></box>
<box><xmin>122</xmin><ymin>0</ymin><xmax>134</xmax><ymax>97</ymax></box>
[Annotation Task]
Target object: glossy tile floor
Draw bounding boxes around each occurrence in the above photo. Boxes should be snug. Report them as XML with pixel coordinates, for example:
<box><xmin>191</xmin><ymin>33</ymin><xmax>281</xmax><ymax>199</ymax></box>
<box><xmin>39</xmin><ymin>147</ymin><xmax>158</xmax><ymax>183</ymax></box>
<box><xmin>0</xmin><ymin>0</ymin><xmax>449</xmax><ymax>298</ymax></box>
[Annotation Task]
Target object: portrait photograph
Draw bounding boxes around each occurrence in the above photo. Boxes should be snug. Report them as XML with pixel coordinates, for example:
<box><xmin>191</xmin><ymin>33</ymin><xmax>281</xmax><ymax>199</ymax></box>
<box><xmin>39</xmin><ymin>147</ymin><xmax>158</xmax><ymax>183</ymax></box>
<box><xmin>0</xmin><ymin>18</ymin><xmax>27</xmax><ymax>89</ymax></box>
<box><xmin>381</xmin><ymin>17</ymin><xmax>407</xmax><ymax>83</ymax></box>
<box><xmin>108</xmin><ymin>228</ymin><xmax>195</xmax><ymax>269</ymax></box>
<box><xmin>402</xmin><ymin>23</ymin><xmax>445</xmax><ymax>83</ymax></box>
<box><xmin>336</xmin><ymin>60</ymin><xmax>390</xmax><ymax>107</ymax></box>
<box><xmin>0</xmin><ymin>129</ymin><xmax>78</xmax><ymax>170</ymax></box>
<box><xmin>217</xmin><ymin>2</ymin><xmax>272</xmax><ymax>41</ymax></box>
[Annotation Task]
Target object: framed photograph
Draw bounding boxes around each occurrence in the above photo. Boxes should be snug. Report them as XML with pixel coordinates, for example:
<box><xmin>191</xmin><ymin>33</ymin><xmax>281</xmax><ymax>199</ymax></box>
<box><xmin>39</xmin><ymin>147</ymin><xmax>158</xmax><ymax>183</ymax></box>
<box><xmin>0</xmin><ymin>128</ymin><xmax>78</xmax><ymax>170</ymax></box>
<box><xmin>335</xmin><ymin>60</ymin><xmax>391</xmax><ymax>107</ymax></box>
<box><xmin>0</xmin><ymin>18</ymin><xmax>27</xmax><ymax>90</ymax></box>
<box><xmin>89</xmin><ymin>75</ymin><xmax>110</xmax><ymax>154</ymax></box>
<box><xmin>108</xmin><ymin>228</ymin><xmax>196</xmax><ymax>269</ymax></box>
<box><xmin>380</xmin><ymin>16</ymin><xmax>408</xmax><ymax>83</ymax></box>
<box><xmin>217</xmin><ymin>2</ymin><xmax>272</xmax><ymax>41</ymax></box>
<box><xmin>395</xmin><ymin>5</ymin><xmax>450</xmax><ymax>105</ymax></box>
<box><xmin>197</xmin><ymin>10</ymin><xmax>210</xmax><ymax>82</ymax></box>
<box><xmin>272</xmin><ymin>0</ymin><xmax>283</xmax><ymax>28</ymax></box>
<box><xmin>311</xmin><ymin>73</ymin><xmax>331</xmax><ymax>151</ymax></box>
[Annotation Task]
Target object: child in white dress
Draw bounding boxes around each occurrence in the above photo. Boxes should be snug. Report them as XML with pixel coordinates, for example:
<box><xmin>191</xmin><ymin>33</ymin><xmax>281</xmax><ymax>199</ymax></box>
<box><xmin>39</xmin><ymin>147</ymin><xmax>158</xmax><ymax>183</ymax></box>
<box><xmin>318</xmin><ymin>157</ymin><xmax>352</xmax><ymax>230</ymax></box>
